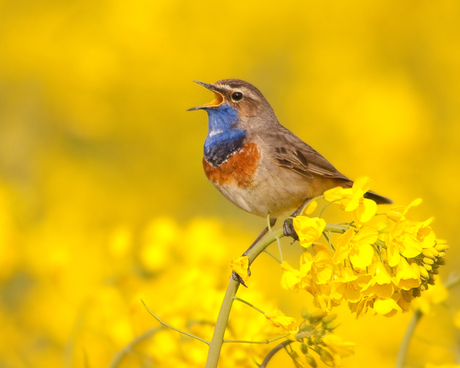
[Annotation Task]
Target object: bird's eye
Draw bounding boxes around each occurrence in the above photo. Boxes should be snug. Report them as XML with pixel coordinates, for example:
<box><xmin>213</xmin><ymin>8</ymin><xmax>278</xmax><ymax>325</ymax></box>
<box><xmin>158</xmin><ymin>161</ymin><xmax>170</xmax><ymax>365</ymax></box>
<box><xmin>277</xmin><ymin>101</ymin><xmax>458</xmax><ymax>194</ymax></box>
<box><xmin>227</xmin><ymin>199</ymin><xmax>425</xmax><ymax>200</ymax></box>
<box><xmin>231</xmin><ymin>91</ymin><xmax>243</xmax><ymax>101</ymax></box>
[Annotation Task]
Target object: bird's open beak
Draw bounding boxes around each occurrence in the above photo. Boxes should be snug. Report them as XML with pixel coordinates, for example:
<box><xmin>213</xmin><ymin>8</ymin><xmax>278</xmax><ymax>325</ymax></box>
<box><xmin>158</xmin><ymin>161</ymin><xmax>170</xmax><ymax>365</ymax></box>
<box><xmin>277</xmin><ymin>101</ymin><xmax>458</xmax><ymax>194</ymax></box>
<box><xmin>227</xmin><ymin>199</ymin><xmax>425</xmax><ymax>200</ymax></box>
<box><xmin>187</xmin><ymin>81</ymin><xmax>225</xmax><ymax>111</ymax></box>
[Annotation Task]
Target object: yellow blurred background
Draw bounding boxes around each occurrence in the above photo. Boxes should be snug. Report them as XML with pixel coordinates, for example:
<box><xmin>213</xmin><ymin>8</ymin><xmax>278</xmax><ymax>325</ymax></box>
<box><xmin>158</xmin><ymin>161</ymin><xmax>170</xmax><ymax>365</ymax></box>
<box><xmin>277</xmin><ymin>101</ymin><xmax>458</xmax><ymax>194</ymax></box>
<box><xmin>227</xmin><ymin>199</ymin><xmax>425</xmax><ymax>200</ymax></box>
<box><xmin>1</xmin><ymin>0</ymin><xmax>459</xmax><ymax>367</ymax></box>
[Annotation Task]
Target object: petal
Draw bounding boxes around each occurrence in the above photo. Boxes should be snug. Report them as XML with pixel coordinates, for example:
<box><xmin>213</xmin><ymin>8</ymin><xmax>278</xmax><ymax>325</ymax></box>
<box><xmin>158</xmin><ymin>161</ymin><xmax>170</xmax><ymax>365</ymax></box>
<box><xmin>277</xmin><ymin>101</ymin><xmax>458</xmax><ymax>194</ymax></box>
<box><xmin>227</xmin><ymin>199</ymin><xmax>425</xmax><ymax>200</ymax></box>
<box><xmin>400</xmin><ymin>234</ymin><xmax>423</xmax><ymax>258</ymax></box>
<box><xmin>264</xmin><ymin>310</ymin><xmax>299</xmax><ymax>334</ymax></box>
<box><xmin>353</xmin><ymin>226</ymin><xmax>379</xmax><ymax>247</ymax></box>
<box><xmin>304</xmin><ymin>200</ymin><xmax>318</xmax><ymax>215</ymax></box>
<box><xmin>354</xmin><ymin>199</ymin><xmax>377</xmax><ymax>223</ymax></box>
<box><xmin>353</xmin><ymin>176</ymin><xmax>374</xmax><ymax>195</ymax></box>
<box><xmin>350</xmin><ymin>244</ymin><xmax>374</xmax><ymax>269</ymax></box>
<box><xmin>373</xmin><ymin>298</ymin><xmax>402</xmax><ymax>316</ymax></box>
<box><xmin>280</xmin><ymin>261</ymin><xmax>301</xmax><ymax>291</ymax></box>
<box><xmin>386</xmin><ymin>240</ymin><xmax>401</xmax><ymax>268</ymax></box>
<box><xmin>402</xmin><ymin>198</ymin><xmax>423</xmax><ymax>216</ymax></box>
<box><xmin>293</xmin><ymin>217</ymin><xmax>326</xmax><ymax>248</ymax></box>
<box><xmin>324</xmin><ymin>187</ymin><xmax>347</xmax><ymax>202</ymax></box>
<box><xmin>230</xmin><ymin>256</ymin><xmax>250</xmax><ymax>284</ymax></box>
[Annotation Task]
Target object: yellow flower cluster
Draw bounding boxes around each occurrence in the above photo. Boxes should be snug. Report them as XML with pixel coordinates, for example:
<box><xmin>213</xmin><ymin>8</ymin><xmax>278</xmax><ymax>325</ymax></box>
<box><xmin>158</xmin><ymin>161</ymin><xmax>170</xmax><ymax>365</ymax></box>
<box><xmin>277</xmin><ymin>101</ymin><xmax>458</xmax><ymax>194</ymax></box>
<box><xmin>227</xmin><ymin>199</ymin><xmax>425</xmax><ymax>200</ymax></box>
<box><xmin>282</xmin><ymin>178</ymin><xmax>447</xmax><ymax>317</ymax></box>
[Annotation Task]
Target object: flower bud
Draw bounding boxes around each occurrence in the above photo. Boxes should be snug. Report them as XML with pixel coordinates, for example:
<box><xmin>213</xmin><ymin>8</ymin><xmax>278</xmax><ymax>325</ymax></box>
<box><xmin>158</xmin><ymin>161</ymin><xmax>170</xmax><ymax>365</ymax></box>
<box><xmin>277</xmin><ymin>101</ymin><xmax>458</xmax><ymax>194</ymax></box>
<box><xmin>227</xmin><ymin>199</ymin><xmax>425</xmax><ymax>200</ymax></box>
<box><xmin>419</xmin><ymin>266</ymin><xmax>429</xmax><ymax>279</ymax></box>
<box><xmin>301</xmin><ymin>307</ymin><xmax>309</xmax><ymax>319</ymax></box>
<box><xmin>321</xmin><ymin>313</ymin><xmax>338</xmax><ymax>324</ymax></box>
<box><xmin>325</xmin><ymin>320</ymin><xmax>341</xmax><ymax>331</ymax></box>
<box><xmin>290</xmin><ymin>351</ymin><xmax>300</xmax><ymax>360</ymax></box>
<box><xmin>304</xmin><ymin>353</ymin><xmax>318</xmax><ymax>368</ymax></box>
<box><xmin>386</xmin><ymin>210</ymin><xmax>403</xmax><ymax>222</ymax></box>
<box><xmin>423</xmin><ymin>257</ymin><xmax>434</xmax><ymax>265</ymax></box>
<box><xmin>436</xmin><ymin>257</ymin><xmax>446</xmax><ymax>265</ymax></box>
<box><xmin>422</xmin><ymin>248</ymin><xmax>439</xmax><ymax>258</ymax></box>
<box><xmin>435</xmin><ymin>243</ymin><xmax>448</xmax><ymax>252</ymax></box>
<box><xmin>319</xmin><ymin>349</ymin><xmax>335</xmax><ymax>366</ymax></box>
<box><xmin>310</xmin><ymin>310</ymin><xmax>327</xmax><ymax>321</ymax></box>
<box><xmin>424</xmin><ymin>264</ymin><xmax>432</xmax><ymax>271</ymax></box>
<box><xmin>300</xmin><ymin>343</ymin><xmax>309</xmax><ymax>354</ymax></box>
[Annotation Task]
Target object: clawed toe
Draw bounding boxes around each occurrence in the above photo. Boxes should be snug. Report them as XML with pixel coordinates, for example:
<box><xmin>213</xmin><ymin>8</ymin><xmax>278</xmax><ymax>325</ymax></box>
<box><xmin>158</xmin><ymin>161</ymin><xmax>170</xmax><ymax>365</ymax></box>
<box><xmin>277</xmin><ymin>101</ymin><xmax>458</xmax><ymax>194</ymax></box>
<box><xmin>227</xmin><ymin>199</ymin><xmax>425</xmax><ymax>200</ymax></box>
<box><xmin>283</xmin><ymin>218</ymin><xmax>299</xmax><ymax>241</ymax></box>
<box><xmin>232</xmin><ymin>270</ymin><xmax>248</xmax><ymax>287</ymax></box>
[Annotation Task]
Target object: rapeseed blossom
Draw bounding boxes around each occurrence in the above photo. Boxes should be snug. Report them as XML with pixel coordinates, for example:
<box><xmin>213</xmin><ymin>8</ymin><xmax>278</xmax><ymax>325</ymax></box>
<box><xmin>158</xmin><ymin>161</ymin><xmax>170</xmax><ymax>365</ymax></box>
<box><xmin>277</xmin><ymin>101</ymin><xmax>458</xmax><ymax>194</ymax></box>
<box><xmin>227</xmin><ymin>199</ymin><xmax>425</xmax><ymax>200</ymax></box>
<box><xmin>231</xmin><ymin>256</ymin><xmax>250</xmax><ymax>284</ymax></box>
<box><xmin>264</xmin><ymin>309</ymin><xmax>299</xmax><ymax>334</ymax></box>
<box><xmin>287</xmin><ymin>178</ymin><xmax>448</xmax><ymax>316</ymax></box>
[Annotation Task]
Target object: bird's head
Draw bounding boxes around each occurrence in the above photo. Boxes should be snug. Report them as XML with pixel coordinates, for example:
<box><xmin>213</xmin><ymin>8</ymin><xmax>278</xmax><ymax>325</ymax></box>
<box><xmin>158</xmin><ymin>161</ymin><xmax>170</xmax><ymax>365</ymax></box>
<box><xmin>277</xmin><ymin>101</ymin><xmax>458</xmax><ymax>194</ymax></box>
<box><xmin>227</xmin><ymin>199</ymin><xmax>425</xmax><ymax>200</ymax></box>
<box><xmin>188</xmin><ymin>79</ymin><xmax>276</xmax><ymax>131</ymax></box>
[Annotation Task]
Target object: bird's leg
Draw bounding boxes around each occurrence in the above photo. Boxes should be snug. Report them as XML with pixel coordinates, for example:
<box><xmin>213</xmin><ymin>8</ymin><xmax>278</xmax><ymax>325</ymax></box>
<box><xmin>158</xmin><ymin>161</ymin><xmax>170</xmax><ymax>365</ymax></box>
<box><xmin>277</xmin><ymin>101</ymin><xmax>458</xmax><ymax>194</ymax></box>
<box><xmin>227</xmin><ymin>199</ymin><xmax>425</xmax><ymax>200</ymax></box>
<box><xmin>232</xmin><ymin>217</ymin><xmax>277</xmax><ymax>286</ymax></box>
<box><xmin>283</xmin><ymin>198</ymin><xmax>312</xmax><ymax>241</ymax></box>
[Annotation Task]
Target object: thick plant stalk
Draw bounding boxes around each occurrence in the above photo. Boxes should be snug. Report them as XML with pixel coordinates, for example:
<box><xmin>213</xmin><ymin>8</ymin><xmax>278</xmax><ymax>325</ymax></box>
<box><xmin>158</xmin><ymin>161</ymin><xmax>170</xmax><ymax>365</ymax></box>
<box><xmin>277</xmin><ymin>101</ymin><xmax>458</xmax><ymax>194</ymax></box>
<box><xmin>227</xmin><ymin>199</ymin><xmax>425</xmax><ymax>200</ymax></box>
<box><xmin>205</xmin><ymin>228</ymin><xmax>284</xmax><ymax>368</ymax></box>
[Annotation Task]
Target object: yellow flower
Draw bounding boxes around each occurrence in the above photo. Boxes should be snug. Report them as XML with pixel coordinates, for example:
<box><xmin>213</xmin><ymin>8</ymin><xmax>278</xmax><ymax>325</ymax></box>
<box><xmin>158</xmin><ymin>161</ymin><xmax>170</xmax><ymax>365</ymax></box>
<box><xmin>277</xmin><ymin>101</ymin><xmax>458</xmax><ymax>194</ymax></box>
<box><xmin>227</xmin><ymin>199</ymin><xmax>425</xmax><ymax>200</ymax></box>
<box><xmin>386</xmin><ymin>220</ymin><xmax>423</xmax><ymax>260</ymax></box>
<box><xmin>344</xmin><ymin>177</ymin><xmax>374</xmax><ymax>211</ymax></box>
<box><xmin>361</xmin><ymin>262</ymin><xmax>394</xmax><ymax>298</ymax></box>
<box><xmin>333</xmin><ymin>228</ymin><xmax>355</xmax><ymax>264</ymax></box>
<box><xmin>280</xmin><ymin>261</ymin><xmax>301</xmax><ymax>291</ymax></box>
<box><xmin>311</xmin><ymin>250</ymin><xmax>334</xmax><ymax>285</ymax></box>
<box><xmin>324</xmin><ymin>186</ymin><xmax>351</xmax><ymax>202</ymax></box>
<box><xmin>293</xmin><ymin>216</ymin><xmax>326</xmax><ymax>248</ymax></box>
<box><xmin>264</xmin><ymin>309</ymin><xmax>299</xmax><ymax>334</ymax></box>
<box><xmin>348</xmin><ymin>297</ymin><xmax>373</xmax><ymax>317</ymax></box>
<box><xmin>332</xmin><ymin>267</ymin><xmax>371</xmax><ymax>303</ymax></box>
<box><xmin>333</xmin><ymin>227</ymin><xmax>377</xmax><ymax>270</ymax></box>
<box><xmin>299</xmin><ymin>252</ymin><xmax>314</xmax><ymax>290</ymax></box>
<box><xmin>311</xmin><ymin>282</ymin><xmax>337</xmax><ymax>311</ymax></box>
<box><xmin>373</xmin><ymin>298</ymin><xmax>402</xmax><ymax>317</ymax></box>
<box><xmin>414</xmin><ymin>218</ymin><xmax>436</xmax><ymax>249</ymax></box>
<box><xmin>231</xmin><ymin>256</ymin><xmax>249</xmax><ymax>285</ymax></box>
<box><xmin>386</xmin><ymin>198</ymin><xmax>423</xmax><ymax>222</ymax></box>
<box><xmin>385</xmin><ymin>200</ymin><xmax>435</xmax><ymax>264</ymax></box>
<box><xmin>393</xmin><ymin>258</ymin><xmax>421</xmax><ymax>290</ymax></box>
<box><xmin>324</xmin><ymin>177</ymin><xmax>377</xmax><ymax>223</ymax></box>
<box><xmin>425</xmin><ymin>364</ymin><xmax>460</xmax><ymax>368</ymax></box>
<box><xmin>353</xmin><ymin>198</ymin><xmax>377</xmax><ymax>223</ymax></box>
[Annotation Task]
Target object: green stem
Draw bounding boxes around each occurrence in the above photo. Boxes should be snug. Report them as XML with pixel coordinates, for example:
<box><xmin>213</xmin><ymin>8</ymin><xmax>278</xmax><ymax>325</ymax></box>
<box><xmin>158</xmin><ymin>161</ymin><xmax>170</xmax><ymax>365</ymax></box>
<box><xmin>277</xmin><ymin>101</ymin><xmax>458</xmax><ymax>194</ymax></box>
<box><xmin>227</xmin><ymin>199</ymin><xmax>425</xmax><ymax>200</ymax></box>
<box><xmin>142</xmin><ymin>300</ymin><xmax>210</xmax><ymax>345</ymax></box>
<box><xmin>233</xmin><ymin>296</ymin><xmax>265</xmax><ymax>314</ymax></box>
<box><xmin>205</xmin><ymin>228</ymin><xmax>284</xmax><ymax>368</ymax></box>
<box><xmin>395</xmin><ymin>310</ymin><xmax>423</xmax><ymax>368</ymax></box>
<box><xmin>224</xmin><ymin>334</ymin><xmax>289</xmax><ymax>344</ymax></box>
<box><xmin>259</xmin><ymin>340</ymin><xmax>292</xmax><ymax>368</ymax></box>
<box><xmin>318</xmin><ymin>199</ymin><xmax>339</xmax><ymax>218</ymax></box>
<box><xmin>258</xmin><ymin>331</ymin><xmax>311</xmax><ymax>368</ymax></box>
<box><xmin>263</xmin><ymin>249</ymin><xmax>282</xmax><ymax>264</ymax></box>
<box><xmin>325</xmin><ymin>224</ymin><xmax>347</xmax><ymax>234</ymax></box>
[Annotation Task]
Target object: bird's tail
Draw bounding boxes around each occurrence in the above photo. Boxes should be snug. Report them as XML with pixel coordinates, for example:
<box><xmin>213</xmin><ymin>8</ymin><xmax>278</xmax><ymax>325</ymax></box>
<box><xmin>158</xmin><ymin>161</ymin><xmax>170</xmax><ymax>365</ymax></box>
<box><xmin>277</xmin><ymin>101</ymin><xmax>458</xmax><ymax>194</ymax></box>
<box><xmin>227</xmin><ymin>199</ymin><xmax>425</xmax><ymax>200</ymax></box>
<box><xmin>364</xmin><ymin>190</ymin><xmax>393</xmax><ymax>205</ymax></box>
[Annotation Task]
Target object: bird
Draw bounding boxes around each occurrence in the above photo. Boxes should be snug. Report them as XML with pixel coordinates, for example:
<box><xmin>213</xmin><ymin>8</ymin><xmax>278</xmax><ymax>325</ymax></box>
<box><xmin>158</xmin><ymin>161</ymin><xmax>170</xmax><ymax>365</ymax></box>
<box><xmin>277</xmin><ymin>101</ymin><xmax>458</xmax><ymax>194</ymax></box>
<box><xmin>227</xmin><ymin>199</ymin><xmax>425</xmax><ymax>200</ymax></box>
<box><xmin>188</xmin><ymin>79</ymin><xmax>392</xmax><ymax>282</ymax></box>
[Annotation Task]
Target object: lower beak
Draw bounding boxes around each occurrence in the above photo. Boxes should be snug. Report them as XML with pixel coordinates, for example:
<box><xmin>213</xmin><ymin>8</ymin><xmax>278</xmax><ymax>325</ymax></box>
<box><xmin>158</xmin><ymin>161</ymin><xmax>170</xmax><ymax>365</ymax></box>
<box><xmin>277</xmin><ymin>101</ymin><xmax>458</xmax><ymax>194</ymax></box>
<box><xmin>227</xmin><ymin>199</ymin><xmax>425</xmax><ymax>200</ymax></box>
<box><xmin>187</xmin><ymin>81</ymin><xmax>224</xmax><ymax>111</ymax></box>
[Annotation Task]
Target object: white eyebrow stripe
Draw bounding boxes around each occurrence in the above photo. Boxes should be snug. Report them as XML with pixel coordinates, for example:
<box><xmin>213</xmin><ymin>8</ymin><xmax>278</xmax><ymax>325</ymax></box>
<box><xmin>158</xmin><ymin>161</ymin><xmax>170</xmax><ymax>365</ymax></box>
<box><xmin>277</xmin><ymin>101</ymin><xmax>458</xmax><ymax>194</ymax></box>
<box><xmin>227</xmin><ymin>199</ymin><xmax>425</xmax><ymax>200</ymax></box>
<box><xmin>217</xmin><ymin>85</ymin><xmax>257</xmax><ymax>100</ymax></box>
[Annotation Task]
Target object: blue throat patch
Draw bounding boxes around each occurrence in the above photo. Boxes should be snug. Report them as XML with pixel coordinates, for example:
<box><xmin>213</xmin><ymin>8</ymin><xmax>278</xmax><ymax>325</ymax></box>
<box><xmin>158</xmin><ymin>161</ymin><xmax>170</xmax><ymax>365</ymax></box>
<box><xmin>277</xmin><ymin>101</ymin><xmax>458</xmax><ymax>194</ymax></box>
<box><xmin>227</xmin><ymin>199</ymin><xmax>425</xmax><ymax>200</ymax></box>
<box><xmin>204</xmin><ymin>104</ymin><xmax>246</xmax><ymax>167</ymax></box>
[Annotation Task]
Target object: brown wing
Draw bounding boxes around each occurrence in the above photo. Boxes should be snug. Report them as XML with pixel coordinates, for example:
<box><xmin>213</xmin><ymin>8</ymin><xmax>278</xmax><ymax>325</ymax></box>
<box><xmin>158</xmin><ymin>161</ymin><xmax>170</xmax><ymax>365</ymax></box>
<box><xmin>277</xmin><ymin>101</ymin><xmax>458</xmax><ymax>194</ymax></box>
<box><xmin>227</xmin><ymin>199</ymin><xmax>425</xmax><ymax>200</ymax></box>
<box><xmin>260</xmin><ymin>128</ymin><xmax>350</xmax><ymax>181</ymax></box>
<box><xmin>256</xmin><ymin>127</ymin><xmax>393</xmax><ymax>205</ymax></box>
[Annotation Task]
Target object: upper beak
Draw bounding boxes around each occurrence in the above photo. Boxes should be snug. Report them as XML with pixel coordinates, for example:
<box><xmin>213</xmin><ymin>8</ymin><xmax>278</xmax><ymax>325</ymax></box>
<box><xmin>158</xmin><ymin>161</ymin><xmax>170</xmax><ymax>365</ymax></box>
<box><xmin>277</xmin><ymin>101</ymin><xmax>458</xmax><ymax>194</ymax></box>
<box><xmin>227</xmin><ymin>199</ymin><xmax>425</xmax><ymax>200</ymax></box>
<box><xmin>187</xmin><ymin>81</ymin><xmax>225</xmax><ymax>111</ymax></box>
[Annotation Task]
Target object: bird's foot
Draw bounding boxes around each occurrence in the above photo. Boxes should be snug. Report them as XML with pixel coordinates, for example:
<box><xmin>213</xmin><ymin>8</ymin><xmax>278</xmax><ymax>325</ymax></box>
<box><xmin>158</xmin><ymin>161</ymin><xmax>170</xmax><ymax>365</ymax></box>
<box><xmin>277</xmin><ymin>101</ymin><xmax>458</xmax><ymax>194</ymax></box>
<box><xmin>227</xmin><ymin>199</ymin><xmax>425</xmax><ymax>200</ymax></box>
<box><xmin>283</xmin><ymin>218</ymin><xmax>299</xmax><ymax>241</ymax></box>
<box><xmin>232</xmin><ymin>267</ymin><xmax>251</xmax><ymax>287</ymax></box>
